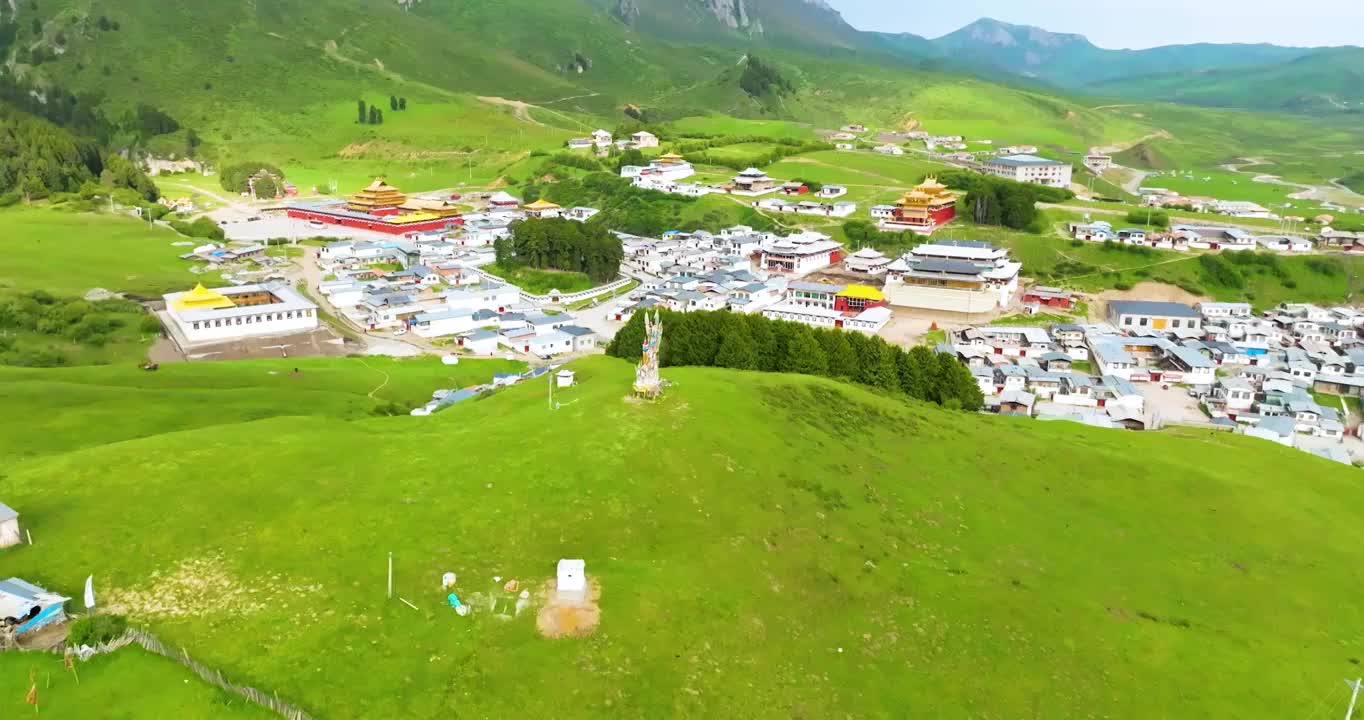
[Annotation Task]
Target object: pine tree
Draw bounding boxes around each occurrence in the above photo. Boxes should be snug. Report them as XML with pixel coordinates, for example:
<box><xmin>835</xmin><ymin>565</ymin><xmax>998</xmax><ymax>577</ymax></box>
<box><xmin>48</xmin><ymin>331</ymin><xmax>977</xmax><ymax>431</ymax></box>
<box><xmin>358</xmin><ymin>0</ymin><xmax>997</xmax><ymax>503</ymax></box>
<box><xmin>781</xmin><ymin>327</ymin><xmax>828</xmax><ymax>376</ymax></box>
<box><xmin>744</xmin><ymin>314</ymin><xmax>779</xmax><ymax>371</ymax></box>
<box><xmin>715</xmin><ymin>321</ymin><xmax>758</xmax><ymax>370</ymax></box>
<box><xmin>866</xmin><ymin>341</ymin><xmax>901</xmax><ymax>392</ymax></box>
<box><xmin>390</xmin><ymin>95</ymin><xmax>399</xmax><ymax>111</ymax></box>
<box><xmin>816</xmin><ymin>329</ymin><xmax>857</xmax><ymax>379</ymax></box>
<box><xmin>398</xmin><ymin>97</ymin><xmax>408</xmax><ymax>110</ymax></box>
<box><xmin>368</xmin><ymin>106</ymin><xmax>381</xmax><ymax>124</ymax></box>
<box><xmin>900</xmin><ymin>346</ymin><xmax>934</xmax><ymax>400</ymax></box>
<box><xmin>357</xmin><ymin>99</ymin><xmax>367</xmax><ymax>124</ymax></box>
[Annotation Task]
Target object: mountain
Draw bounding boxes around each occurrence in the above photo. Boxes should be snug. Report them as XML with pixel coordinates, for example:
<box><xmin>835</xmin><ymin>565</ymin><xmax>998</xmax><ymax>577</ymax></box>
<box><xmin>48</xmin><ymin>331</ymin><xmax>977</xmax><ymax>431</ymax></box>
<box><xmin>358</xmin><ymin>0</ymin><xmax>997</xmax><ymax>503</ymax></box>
<box><xmin>600</xmin><ymin>0</ymin><xmax>869</xmax><ymax>51</ymax></box>
<box><xmin>926</xmin><ymin>17</ymin><xmax>1319</xmax><ymax>89</ymax></box>
<box><xmin>1088</xmin><ymin>46</ymin><xmax>1364</xmax><ymax>113</ymax></box>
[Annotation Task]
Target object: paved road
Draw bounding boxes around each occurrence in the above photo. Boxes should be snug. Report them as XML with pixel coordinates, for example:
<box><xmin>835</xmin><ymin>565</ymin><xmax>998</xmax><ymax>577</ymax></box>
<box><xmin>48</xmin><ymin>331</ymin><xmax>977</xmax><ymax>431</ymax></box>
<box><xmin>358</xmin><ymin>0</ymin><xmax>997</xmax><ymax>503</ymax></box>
<box><xmin>287</xmin><ymin>246</ymin><xmax>438</xmax><ymax>356</ymax></box>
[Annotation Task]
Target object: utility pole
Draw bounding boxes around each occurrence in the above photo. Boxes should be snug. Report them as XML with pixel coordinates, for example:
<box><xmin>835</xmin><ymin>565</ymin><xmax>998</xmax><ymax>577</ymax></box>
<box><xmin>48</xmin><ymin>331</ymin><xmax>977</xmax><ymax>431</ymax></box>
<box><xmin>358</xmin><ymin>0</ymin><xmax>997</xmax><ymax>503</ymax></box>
<box><xmin>1346</xmin><ymin>677</ymin><xmax>1363</xmax><ymax>720</ymax></box>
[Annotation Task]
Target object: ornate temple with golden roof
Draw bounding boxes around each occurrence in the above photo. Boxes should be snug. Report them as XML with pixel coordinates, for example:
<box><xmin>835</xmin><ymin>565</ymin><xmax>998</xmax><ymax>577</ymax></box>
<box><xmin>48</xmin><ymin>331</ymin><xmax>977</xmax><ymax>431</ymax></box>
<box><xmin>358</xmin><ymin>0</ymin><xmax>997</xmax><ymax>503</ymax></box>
<box><xmin>884</xmin><ymin>176</ymin><xmax>957</xmax><ymax>233</ymax></box>
<box><xmin>347</xmin><ymin>178</ymin><xmax>407</xmax><ymax>212</ymax></box>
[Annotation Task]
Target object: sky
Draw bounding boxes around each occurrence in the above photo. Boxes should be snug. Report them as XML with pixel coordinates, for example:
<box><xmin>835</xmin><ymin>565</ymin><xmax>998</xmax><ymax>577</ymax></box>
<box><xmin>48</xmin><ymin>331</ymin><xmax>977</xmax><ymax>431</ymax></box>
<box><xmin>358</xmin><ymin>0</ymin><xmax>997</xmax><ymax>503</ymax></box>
<box><xmin>828</xmin><ymin>0</ymin><xmax>1363</xmax><ymax>49</ymax></box>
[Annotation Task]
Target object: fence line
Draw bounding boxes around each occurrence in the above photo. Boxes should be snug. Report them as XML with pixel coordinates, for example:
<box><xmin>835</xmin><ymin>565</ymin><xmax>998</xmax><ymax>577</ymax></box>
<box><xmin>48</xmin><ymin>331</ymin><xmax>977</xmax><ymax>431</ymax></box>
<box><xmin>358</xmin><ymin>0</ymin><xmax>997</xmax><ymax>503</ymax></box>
<box><xmin>66</xmin><ymin>628</ymin><xmax>313</xmax><ymax>720</ymax></box>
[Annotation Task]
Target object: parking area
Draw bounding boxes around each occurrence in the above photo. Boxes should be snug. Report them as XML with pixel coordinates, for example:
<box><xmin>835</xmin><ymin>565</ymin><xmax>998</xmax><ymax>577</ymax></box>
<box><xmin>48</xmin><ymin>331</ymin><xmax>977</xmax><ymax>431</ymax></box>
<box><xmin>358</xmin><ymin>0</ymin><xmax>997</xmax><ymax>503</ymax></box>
<box><xmin>1139</xmin><ymin>382</ymin><xmax>1210</xmax><ymax>426</ymax></box>
<box><xmin>212</xmin><ymin>212</ymin><xmax>402</xmax><ymax>243</ymax></box>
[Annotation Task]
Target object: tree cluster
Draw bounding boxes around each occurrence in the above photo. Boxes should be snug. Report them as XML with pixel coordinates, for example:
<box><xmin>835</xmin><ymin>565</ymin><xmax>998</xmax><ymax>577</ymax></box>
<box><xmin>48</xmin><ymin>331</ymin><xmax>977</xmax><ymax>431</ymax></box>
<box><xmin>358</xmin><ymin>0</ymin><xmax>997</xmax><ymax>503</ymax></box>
<box><xmin>522</xmin><ymin>169</ymin><xmax>694</xmax><ymax>237</ymax></box>
<box><xmin>0</xmin><ymin>109</ymin><xmax>157</xmax><ymax>203</ymax></box>
<box><xmin>219</xmin><ymin>161</ymin><xmax>284</xmax><ymax>194</ymax></box>
<box><xmin>494</xmin><ymin>217</ymin><xmax>623</xmax><ymax>282</ymax></box>
<box><xmin>607</xmin><ymin>309</ymin><xmax>983</xmax><ymax>411</ymax></box>
<box><xmin>1125</xmin><ymin>209</ymin><xmax>1169</xmax><ymax>228</ymax></box>
<box><xmin>936</xmin><ymin>169</ymin><xmax>1072</xmax><ymax>232</ymax></box>
<box><xmin>132</xmin><ymin>104</ymin><xmax>180</xmax><ymax>140</ymax></box>
<box><xmin>739</xmin><ymin>55</ymin><xmax>793</xmax><ymax>99</ymax></box>
<box><xmin>842</xmin><ymin>219</ymin><xmax>922</xmax><ymax>254</ymax></box>
<box><xmin>388</xmin><ymin>95</ymin><xmax>408</xmax><ymax>112</ymax></box>
<box><xmin>357</xmin><ymin>99</ymin><xmax>385</xmax><ymax>125</ymax></box>
<box><xmin>169</xmin><ymin>216</ymin><xmax>225</xmax><ymax>241</ymax></box>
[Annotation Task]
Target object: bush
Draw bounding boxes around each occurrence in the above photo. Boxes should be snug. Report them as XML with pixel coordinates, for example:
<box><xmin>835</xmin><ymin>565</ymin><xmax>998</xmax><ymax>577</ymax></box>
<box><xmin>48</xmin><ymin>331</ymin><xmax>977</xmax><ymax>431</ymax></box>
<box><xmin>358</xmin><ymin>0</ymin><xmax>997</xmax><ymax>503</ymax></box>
<box><xmin>1126</xmin><ymin>209</ymin><xmax>1169</xmax><ymax>228</ymax></box>
<box><xmin>67</xmin><ymin>614</ymin><xmax>128</xmax><ymax>646</ymax></box>
<box><xmin>1305</xmin><ymin>258</ymin><xmax>1342</xmax><ymax>276</ymax></box>
<box><xmin>169</xmin><ymin>216</ymin><xmax>225</xmax><ymax>241</ymax></box>
<box><xmin>1198</xmin><ymin>254</ymin><xmax>1243</xmax><ymax>289</ymax></box>
<box><xmin>1113</xmin><ymin>281</ymin><xmax>1133</xmax><ymax>291</ymax></box>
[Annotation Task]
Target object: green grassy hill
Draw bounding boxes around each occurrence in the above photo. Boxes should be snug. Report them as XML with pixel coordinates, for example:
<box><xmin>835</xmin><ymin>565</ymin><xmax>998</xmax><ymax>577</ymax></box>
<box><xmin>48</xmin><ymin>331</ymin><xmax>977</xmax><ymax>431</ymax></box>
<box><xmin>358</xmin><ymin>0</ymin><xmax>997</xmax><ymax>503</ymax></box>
<box><xmin>2</xmin><ymin>355</ymin><xmax>1363</xmax><ymax>718</ymax></box>
<box><xmin>0</xmin><ymin>648</ymin><xmax>276</xmax><ymax>719</ymax></box>
<box><xmin>1089</xmin><ymin>47</ymin><xmax>1364</xmax><ymax>114</ymax></box>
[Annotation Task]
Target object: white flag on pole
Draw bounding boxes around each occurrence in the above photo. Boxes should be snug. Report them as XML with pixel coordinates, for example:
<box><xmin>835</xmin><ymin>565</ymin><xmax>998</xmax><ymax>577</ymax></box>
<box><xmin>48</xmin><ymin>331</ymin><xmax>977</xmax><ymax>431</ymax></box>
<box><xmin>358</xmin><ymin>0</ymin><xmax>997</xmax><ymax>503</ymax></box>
<box><xmin>83</xmin><ymin>575</ymin><xmax>95</xmax><ymax>609</ymax></box>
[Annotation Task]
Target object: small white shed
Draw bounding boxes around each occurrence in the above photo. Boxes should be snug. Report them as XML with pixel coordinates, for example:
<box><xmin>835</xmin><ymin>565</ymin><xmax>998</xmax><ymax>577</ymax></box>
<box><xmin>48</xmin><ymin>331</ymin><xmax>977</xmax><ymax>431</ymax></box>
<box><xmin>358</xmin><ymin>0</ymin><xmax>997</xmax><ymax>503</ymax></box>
<box><xmin>0</xmin><ymin>503</ymin><xmax>18</xmax><ymax>549</ymax></box>
<box><xmin>556</xmin><ymin>370</ymin><xmax>576</xmax><ymax>388</ymax></box>
<box><xmin>556</xmin><ymin>558</ymin><xmax>586</xmax><ymax>593</ymax></box>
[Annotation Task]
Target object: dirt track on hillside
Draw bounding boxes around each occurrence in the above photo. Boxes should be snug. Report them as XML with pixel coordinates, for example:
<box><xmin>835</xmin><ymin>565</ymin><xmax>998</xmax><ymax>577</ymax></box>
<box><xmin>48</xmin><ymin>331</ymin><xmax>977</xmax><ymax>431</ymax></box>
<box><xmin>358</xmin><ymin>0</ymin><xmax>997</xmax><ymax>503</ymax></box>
<box><xmin>1091</xmin><ymin>282</ymin><xmax>1209</xmax><ymax>321</ymax></box>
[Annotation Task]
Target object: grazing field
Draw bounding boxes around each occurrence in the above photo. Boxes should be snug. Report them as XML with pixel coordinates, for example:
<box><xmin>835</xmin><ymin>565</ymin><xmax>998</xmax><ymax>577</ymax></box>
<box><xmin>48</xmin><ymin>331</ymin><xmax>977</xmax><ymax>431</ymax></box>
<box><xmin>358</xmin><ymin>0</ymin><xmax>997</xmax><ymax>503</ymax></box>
<box><xmin>2</xmin><ymin>356</ymin><xmax>1363</xmax><ymax>718</ymax></box>
<box><xmin>0</xmin><ymin>208</ymin><xmax>214</xmax><ymax>297</ymax></box>
<box><xmin>769</xmin><ymin>150</ymin><xmax>952</xmax><ymax>190</ymax></box>
<box><xmin>1142</xmin><ymin>170</ymin><xmax>1312</xmax><ymax>210</ymax></box>
<box><xmin>664</xmin><ymin>115</ymin><xmax>816</xmax><ymax>140</ymax></box>
<box><xmin>0</xmin><ymin>355</ymin><xmax>525</xmax><ymax>467</ymax></box>
<box><xmin>0</xmin><ymin>648</ymin><xmax>276</xmax><ymax>720</ymax></box>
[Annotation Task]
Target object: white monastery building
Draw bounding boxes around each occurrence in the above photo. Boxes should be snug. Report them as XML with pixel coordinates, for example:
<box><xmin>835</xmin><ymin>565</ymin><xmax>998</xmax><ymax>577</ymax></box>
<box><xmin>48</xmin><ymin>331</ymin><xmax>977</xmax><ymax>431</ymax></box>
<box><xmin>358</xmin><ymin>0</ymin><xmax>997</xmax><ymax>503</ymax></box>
<box><xmin>162</xmin><ymin>283</ymin><xmax>319</xmax><ymax>344</ymax></box>
<box><xmin>981</xmin><ymin>154</ymin><xmax>1073</xmax><ymax>188</ymax></box>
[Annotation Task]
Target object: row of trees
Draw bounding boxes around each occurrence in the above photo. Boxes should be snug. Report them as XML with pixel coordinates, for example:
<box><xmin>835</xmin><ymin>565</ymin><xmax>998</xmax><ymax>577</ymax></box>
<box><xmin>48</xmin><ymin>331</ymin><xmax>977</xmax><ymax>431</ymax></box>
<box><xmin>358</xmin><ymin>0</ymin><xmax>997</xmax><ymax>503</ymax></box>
<box><xmin>357</xmin><ymin>100</ymin><xmax>384</xmax><ymax>125</ymax></box>
<box><xmin>493</xmin><ymin>217</ymin><xmax>624</xmax><ymax>282</ymax></box>
<box><xmin>388</xmin><ymin>95</ymin><xmax>409</xmax><ymax>112</ymax></box>
<box><xmin>608</xmin><ymin>310</ymin><xmax>983</xmax><ymax>411</ymax></box>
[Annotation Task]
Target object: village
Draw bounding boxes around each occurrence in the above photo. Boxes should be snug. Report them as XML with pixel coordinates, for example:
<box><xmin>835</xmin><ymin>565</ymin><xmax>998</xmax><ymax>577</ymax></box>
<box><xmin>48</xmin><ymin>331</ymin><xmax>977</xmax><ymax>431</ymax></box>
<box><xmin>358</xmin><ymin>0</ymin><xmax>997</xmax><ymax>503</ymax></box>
<box><xmin>134</xmin><ymin>126</ymin><xmax>1364</xmax><ymax>465</ymax></box>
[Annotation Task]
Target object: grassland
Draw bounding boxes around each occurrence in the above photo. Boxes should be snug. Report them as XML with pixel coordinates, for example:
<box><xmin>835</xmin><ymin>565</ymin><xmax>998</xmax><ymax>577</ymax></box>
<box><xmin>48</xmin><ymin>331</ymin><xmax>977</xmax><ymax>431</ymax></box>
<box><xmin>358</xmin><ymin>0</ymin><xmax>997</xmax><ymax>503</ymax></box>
<box><xmin>0</xmin><ymin>355</ymin><xmax>524</xmax><ymax>467</ymax></box>
<box><xmin>1142</xmin><ymin>169</ymin><xmax>1314</xmax><ymax>210</ymax></box>
<box><xmin>0</xmin><ymin>208</ymin><xmax>215</xmax><ymax>297</ymax></box>
<box><xmin>2</xmin><ymin>356</ymin><xmax>1363</xmax><ymax>718</ymax></box>
<box><xmin>0</xmin><ymin>648</ymin><xmax>275</xmax><ymax>719</ymax></box>
<box><xmin>481</xmin><ymin>263</ymin><xmax>597</xmax><ymax>294</ymax></box>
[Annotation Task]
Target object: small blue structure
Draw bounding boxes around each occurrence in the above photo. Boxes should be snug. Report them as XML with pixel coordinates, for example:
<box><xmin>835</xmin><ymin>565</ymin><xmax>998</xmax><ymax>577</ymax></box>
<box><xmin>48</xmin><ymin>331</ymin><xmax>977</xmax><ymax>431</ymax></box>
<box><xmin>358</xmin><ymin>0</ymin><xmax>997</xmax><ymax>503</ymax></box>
<box><xmin>446</xmin><ymin>593</ymin><xmax>462</xmax><ymax>608</ymax></box>
<box><xmin>0</xmin><ymin>577</ymin><xmax>69</xmax><ymax>635</ymax></box>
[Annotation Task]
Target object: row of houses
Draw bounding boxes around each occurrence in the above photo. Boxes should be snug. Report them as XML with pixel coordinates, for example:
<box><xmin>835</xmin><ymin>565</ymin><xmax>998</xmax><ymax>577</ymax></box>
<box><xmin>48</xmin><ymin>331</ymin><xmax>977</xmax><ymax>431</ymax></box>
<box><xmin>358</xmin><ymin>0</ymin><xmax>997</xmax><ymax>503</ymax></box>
<box><xmin>940</xmin><ymin>324</ymin><xmax>1151</xmax><ymax>428</ymax></box>
<box><xmin>1068</xmin><ymin>220</ymin><xmax>1313</xmax><ymax>253</ymax></box>
<box><xmin>567</xmin><ymin>129</ymin><xmax>660</xmax><ymax>152</ymax></box>
<box><xmin>1139</xmin><ymin>188</ymin><xmax>1277</xmax><ymax>219</ymax></box>
<box><xmin>953</xmin><ymin>298</ymin><xmax>1364</xmax><ymax>460</ymax></box>
<box><xmin>613</xmin><ymin>270</ymin><xmax>892</xmax><ymax>335</ymax></box>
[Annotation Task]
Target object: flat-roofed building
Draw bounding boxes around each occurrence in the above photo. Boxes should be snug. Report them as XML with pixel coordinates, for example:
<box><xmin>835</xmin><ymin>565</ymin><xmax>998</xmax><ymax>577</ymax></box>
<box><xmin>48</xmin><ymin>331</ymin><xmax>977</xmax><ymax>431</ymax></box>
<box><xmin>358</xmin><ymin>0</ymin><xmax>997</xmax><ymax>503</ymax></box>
<box><xmin>981</xmin><ymin>154</ymin><xmax>1073</xmax><ymax>188</ymax></box>
<box><xmin>162</xmin><ymin>283</ymin><xmax>319</xmax><ymax>345</ymax></box>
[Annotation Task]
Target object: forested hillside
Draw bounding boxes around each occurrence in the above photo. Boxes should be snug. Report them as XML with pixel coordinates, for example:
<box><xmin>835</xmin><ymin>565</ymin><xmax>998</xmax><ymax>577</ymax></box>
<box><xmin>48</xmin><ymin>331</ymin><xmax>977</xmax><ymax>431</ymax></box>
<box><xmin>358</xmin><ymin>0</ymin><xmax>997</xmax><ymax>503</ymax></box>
<box><xmin>0</xmin><ymin>109</ymin><xmax>157</xmax><ymax>204</ymax></box>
